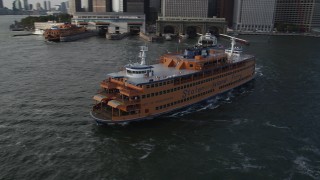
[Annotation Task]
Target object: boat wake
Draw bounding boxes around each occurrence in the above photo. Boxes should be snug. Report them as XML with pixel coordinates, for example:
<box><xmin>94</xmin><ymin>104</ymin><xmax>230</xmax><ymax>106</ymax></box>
<box><xmin>255</xmin><ymin>65</ymin><xmax>263</xmax><ymax>77</ymax></box>
<box><xmin>168</xmin><ymin>83</ymin><xmax>254</xmax><ymax>118</ymax></box>
<box><xmin>265</xmin><ymin>121</ymin><xmax>290</xmax><ymax>129</ymax></box>
<box><xmin>292</xmin><ymin>156</ymin><xmax>320</xmax><ymax>179</ymax></box>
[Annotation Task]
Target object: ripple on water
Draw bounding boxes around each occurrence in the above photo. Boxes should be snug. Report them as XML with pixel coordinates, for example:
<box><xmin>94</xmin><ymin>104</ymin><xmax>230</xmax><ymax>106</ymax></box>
<box><xmin>293</xmin><ymin>156</ymin><xmax>320</xmax><ymax>179</ymax></box>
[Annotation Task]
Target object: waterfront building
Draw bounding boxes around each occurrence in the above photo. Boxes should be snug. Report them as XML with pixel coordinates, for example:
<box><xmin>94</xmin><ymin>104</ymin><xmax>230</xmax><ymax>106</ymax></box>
<box><xmin>68</xmin><ymin>0</ymin><xmax>82</xmax><ymax>14</ymax></box>
<box><xmin>161</xmin><ymin>0</ymin><xmax>208</xmax><ymax>18</ymax></box>
<box><xmin>83</xmin><ymin>0</ymin><xmax>93</xmax><ymax>12</ymax></box>
<box><xmin>23</xmin><ymin>0</ymin><xmax>28</xmax><ymax>10</ymax></box>
<box><xmin>157</xmin><ymin>0</ymin><xmax>227</xmax><ymax>36</ymax></box>
<box><xmin>312</xmin><ymin>1</ymin><xmax>320</xmax><ymax>30</ymax></box>
<box><xmin>72</xmin><ymin>12</ymin><xmax>145</xmax><ymax>34</ymax></box>
<box><xmin>148</xmin><ymin>0</ymin><xmax>161</xmax><ymax>23</ymax></box>
<box><xmin>13</xmin><ymin>0</ymin><xmax>22</xmax><ymax>10</ymax></box>
<box><xmin>0</xmin><ymin>0</ymin><xmax>3</xmax><ymax>9</ymax></box>
<box><xmin>111</xmin><ymin>0</ymin><xmax>124</xmax><ymax>12</ymax></box>
<box><xmin>48</xmin><ymin>1</ymin><xmax>51</xmax><ymax>10</ymax></box>
<box><xmin>216</xmin><ymin>0</ymin><xmax>234</xmax><ymax>28</ymax></box>
<box><xmin>233</xmin><ymin>0</ymin><xmax>276</xmax><ymax>32</ymax></box>
<box><xmin>44</xmin><ymin>1</ymin><xmax>47</xmax><ymax>11</ymax></box>
<box><xmin>126</xmin><ymin>0</ymin><xmax>146</xmax><ymax>13</ymax></box>
<box><xmin>92</xmin><ymin>0</ymin><xmax>112</xmax><ymax>12</ymax></box>
<box><xmin>36</xmin><ymin>2</ymin><xmax>41</xmax><ymax>10</ymax></box>
<box><xmin>150</xmin><ymin>0</ymin><xmax>160</xmax><ymax>10</ymax></box>
<box><xmin>60</xmin><ymin>2</ymin><xmax>67</xmax><ymax>13</ymax></box>
<box><xmin>275</xmin><ymin>0</ymin><xmax>320</xmax><ymax>32</ymax></box>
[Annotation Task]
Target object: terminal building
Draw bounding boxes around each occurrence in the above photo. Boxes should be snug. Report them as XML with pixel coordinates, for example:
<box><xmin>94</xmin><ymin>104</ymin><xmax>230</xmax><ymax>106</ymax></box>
<box><xmin>71</xmin><ymin>0</ymin><xmax>147</xmax><ymax>35</ymax></box>
<box><xmin>72</xmin><ymin>12</ymin><xmax>145</xmax><ymax>34</ymax></box>
<box><xmin>157</xmin><ymin>0</ymin><xmax>228</xmax><ymax>36</ymax></box>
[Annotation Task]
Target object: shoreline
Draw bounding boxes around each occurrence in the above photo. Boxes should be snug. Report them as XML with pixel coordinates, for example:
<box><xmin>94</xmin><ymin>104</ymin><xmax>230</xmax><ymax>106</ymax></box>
<box><xmin>233</xmin><ymin>32</ymin><xmax>320</xmax><ymax>38</ymax></box>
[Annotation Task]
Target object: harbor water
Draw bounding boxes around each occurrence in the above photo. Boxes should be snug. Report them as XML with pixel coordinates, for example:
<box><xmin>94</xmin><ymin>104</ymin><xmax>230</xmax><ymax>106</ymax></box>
<box><xmin>1</xmin><ymin>16</ymin><xmax>320</xmax><ymax>179</ymax></box>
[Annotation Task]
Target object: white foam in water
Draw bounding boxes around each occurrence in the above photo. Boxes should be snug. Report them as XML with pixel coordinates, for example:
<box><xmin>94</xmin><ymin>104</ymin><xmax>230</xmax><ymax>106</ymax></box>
<box><xmin>0</xmin><ymin>125</ymin><xmax>8</xmax><ymax>128</ymax></box>
<box><xmin>294</xmin><ymin>156</ymin><xmax>319</xmax><ymax>178</ymax></box>
<box><xmin>230</xmin><ymin>143</ymin><xmax>265</xmax><ymax>170</ymax></box>
<box><xmin>139</xmin><ymin>151</ymin><xmax>152</xmax><ymax>160</ymax></box>
<box><xmin>255</xmin><ymin>65</ymin><xmax>264</xmax><ymax>77</ymax></box>
<box><xmin>131</xmin><ymin>142</ymin><xmax>155</xmax><ymax>160</ymax></box>
<box><xmin>265</xmin><ymin>121</ymin><xmax>290</xmax><ymax>129</ymax></box>
<box><xmin>168</xmin><ymin>86</ymin><xmax>253</xmax><ymax>118</ymax></box>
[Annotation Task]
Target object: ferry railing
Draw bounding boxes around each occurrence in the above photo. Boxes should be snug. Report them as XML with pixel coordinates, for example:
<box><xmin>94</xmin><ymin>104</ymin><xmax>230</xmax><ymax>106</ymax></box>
<box><xmin>100</xmin><ymin>81</ymin><xmax>117</xmax><ymax>89</ymax></box>
<box><xmin>115</xmin><ymin>95</ymin><xmax>141</xmax><ymax>104</ymax></box>
<box><xmin>120</xmin><ymin>88</ymin><xmax>141</xmax><ymax>96</ymax></box>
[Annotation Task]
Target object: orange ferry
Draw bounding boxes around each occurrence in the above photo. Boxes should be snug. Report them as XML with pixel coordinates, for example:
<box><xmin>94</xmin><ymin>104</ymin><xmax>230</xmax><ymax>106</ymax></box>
<box><xmin>91</xmin><ymin>35</ymin><xmax>255</xmax><ymax>125</ymax></box>
<box><xmin>44</xmin><ymin>23</ymin><xmax>87</xmax><ymax>42</ymax></box>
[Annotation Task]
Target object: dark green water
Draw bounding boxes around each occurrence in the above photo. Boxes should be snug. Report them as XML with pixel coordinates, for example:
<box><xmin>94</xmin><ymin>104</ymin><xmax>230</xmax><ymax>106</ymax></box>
<box><xmin>1</xmin><ymin>15</ymin><xmax>320</xmax><ymax>179</ymax></box>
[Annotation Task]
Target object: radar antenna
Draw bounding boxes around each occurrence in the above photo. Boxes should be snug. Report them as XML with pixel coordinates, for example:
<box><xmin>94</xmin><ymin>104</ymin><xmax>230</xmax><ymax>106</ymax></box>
<box><xmin>220</xmin><ymin>34</ymin><xmax>249</xmax><ymax>59</ymax></box>
<box><xmin>139</xmin><ymin>46</ymin><xmax>148</xmax><ymax>65</ymax></box>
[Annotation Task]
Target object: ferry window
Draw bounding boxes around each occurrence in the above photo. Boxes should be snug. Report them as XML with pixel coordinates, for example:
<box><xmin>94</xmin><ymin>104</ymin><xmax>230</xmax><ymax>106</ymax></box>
<box><xmin>189</xmin><ymin>64</ymin><xmax>193</xmax><ymax>67</ymax></box>
<box><xmin>163</xmin><ymin>82</ymin><xmax>167</xmax><ymax>85</ymax></box>
<box><xmin>163</xmin><ymin>91</ymin><xmax>167</xmax><ymax>94</ymax></box>
<box><xmin>146</xmin><ymin>85</ymin><xmax>150</xmax><ymax>88</ymax></box>
<box><xmin>184</xmin><ymin>85</ymin><xmax>187</xmax><ymax>89</ymax></box>
<box><xmin>142</xmin><ymin>95</ymin><xmax>146</xmax><ymax>99</ymax></box>
<box><xmin>155</xmin><ymin>92</ymin><xmax>159</xmax><ymax>96</ymax></box>
<box><xmin>159</xmin><ymin>82</ymin><xmax>162</xmax><ymax>86</ymax></box>
<box><xmin>151</xmin><ymin>93</ymin><xmax>154</xmax><ymax>97</ymax></box>
<box><xmin>151</xmin><ymin>84</ymin><xmax>155</xmax><ymax>88</ymax></box>
<box><xmin>146</xmin><ymin>94</ymin><xmax>150</xmax><ymax>98</ymax></box>
<box><xmin>155</xmin><ymin>83</ymin><xmax>158</xmax><ymax>87</ymax></box>
<box><xmin>159</xmin><ymin>91</ymin><xmax>163</xmax><ymax>95</ymax></box>
<box><xmin>174</xmin><ymin>88</ymin><xmax>177</xmax><ymax>91</ymax></box>
<box><xmin>166</xmin><ymin>90</ymin><xmax>170</xmax><ymax>93</ymax></box>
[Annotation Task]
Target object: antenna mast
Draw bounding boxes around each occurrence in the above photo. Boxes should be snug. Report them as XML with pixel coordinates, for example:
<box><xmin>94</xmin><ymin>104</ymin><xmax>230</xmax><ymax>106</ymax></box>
<box><xmin>139</xmin><ymin>46</ymin><xmax>148</xmax><ymax>65</ymax></box>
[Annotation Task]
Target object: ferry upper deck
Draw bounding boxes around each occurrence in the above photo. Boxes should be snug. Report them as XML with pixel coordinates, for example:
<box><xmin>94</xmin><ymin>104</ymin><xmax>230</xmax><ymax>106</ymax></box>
<box><xmin>107</xmin><ymin>47</ymin><xmax>254</xmax><ymax>86</ymax></box>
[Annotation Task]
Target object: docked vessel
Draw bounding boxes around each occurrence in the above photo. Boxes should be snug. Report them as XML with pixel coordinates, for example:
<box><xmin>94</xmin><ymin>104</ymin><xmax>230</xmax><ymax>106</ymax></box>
<box><xmin>91</xmin><ymin>35</ymin><xmax>255</xmax><ymax>125</ymax></box>
<box><xmin>43</xmin><ymin>23</ymin><xmax>93</xmax><ymax>42</ymax></box>
<box><xmin>197</xmin><ymin>32</ymin><xmax>218</xmax><ymax>47</ymax></box>
<box><xmin>33</xmin><ymin>29</ymin><xmax>44</xmax><ymax>35</ymax></box>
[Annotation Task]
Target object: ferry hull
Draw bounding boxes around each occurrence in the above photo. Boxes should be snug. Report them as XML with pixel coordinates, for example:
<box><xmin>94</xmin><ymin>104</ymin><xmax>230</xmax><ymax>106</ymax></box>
<box><xmin>91</xmin><ymin>77</ymin><xmax>255</xmax><ymax>126</ymax></box>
